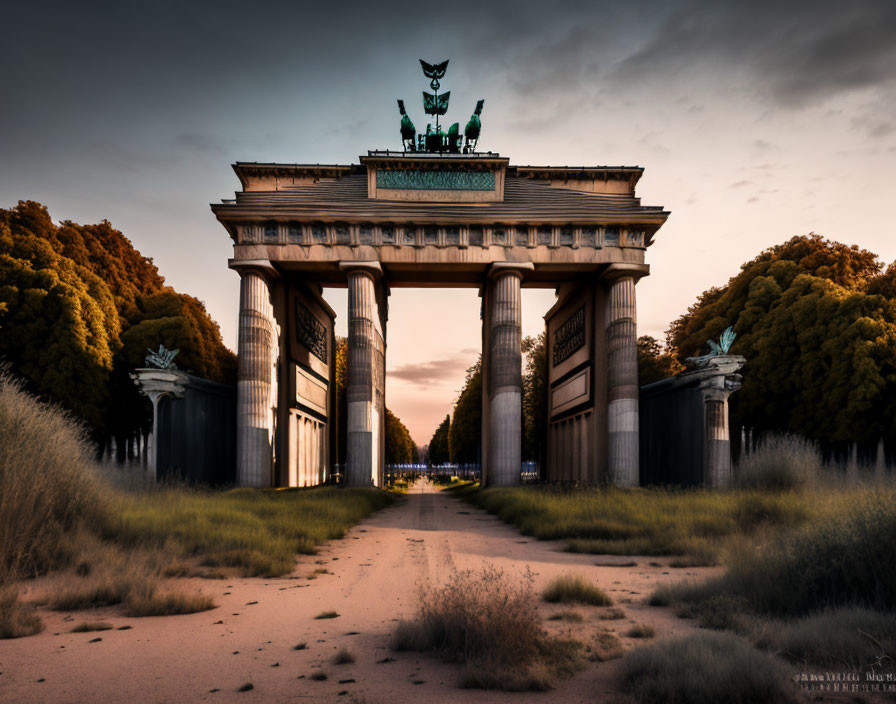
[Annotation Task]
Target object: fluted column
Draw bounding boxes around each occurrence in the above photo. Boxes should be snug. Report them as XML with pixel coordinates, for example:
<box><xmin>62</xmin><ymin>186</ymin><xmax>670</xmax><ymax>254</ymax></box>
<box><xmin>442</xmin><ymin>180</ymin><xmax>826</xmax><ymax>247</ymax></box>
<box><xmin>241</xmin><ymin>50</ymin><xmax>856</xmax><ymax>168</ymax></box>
<box><xmin>236</xmin><ymin>269</ymin><xmax>278</xmax><ymax>487</ymax></box>
<box><xmin>606</xmin><ymin>275</ymin><xmax>639</xmax><ymax>486</ymax></box>
<box><xmin>483</xmin><ymin>263</ymin><xmax>532</xmax><ymax>486</ymax></box>
<box><xmin>342</xmin><ymin>262</ymin><xmax>386</xmax><ymax>487</ymax></box>
<box><xmin>703</xmin><ymin>393</ymin><xmax>731</xmax><ymax>488</ymax></box>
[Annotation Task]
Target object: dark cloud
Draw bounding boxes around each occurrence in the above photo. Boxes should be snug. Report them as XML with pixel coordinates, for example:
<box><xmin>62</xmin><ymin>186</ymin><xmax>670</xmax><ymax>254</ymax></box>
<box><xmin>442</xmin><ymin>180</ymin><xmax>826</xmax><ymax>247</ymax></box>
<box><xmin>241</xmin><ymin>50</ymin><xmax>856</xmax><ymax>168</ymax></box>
<box><xmin>388</xmin><ymin>356</ymin><xmax>473</xmax><ymax>387</ymax></box>
<box><xmin>174</xmin><ymin>134</ymin><xmax>225</xmax><ymax>155</ymax></box>
<box><xmin>608</xmin><ymin>0</ymin><xmax>896</xmax><ymax>108</ymax></box>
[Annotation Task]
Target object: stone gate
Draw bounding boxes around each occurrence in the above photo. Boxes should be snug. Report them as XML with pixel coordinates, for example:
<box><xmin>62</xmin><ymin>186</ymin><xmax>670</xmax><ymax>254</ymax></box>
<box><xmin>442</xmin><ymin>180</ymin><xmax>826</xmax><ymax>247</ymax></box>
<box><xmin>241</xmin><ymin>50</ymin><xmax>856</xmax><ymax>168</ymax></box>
<box><xmin>212</xmin><ymin>151</ymin><xmax>669</xmax><ymax>487</ymax></box>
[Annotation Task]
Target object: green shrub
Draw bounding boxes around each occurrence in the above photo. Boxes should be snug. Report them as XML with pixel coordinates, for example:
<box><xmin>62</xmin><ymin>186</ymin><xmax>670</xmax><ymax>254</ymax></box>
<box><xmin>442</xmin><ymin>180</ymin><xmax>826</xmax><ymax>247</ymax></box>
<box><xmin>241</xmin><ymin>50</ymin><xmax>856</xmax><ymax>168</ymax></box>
<box><xmin>113</xmin><ymin>486</ymin><xmax>394</xmax><ymax>577</ymax></box>
<box><xmin>622</xmin><ymin>632</ymin><xmax>798</xmax><ymax>704</ymax></box>
<box><xmin>542</xmin><ymin>575</ymin><xmax>612</xmax><ymax>606</ymax></box>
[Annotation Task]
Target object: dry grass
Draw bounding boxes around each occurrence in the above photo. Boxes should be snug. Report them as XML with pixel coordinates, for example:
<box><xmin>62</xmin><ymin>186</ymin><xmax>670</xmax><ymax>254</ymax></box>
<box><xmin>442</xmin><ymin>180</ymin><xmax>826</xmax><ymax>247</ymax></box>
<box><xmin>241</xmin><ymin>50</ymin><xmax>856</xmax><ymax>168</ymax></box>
<box><xmin>0</xmin><ymin>372</ymin><xmax>395</xmax><ymax>637</ymax></box>
<box><xmin>392</xmin><ymin>564</ymin><xmax>584</xmax><ymax>691</ymax></box>
<box><xmin>0</xmin><ymin>584</ymin><xmax>43</xmax><ymax>638</ymax></box>
<box><xmin>597</xmin><ymin>607</ymin><xmax>626</xmax><ymax>620</ymax></box>
<box><xmin>654</xmin><ymin>495</ymin><xmax>896</xmax><ymax>618</ymax></box>
<box><xmin>542</xmin><ymin>574</ymin><xmax>612</xmax><ymax>606</ymax></box>
<box><xmin>622</xmin><ymin>631</ymin><xmax>798</xmax><ymax>704</ymax></box>
<box><xmin>547</xmin><ymin>610</ymin><xmax>584</xmax><ymax>623</ymax></box>
<box><xmin>0</xmin><ymin>372</ymin><xmax>108</xmax><ymax>579</ymax></box>
<box><xmin>588</xmin><ymin>630</ymin><xmax>624</xmax><ymax>661</ymax></box>
<box><xmin>754</xmin><ymin>608</ymin><xmax>896</xmax><ymax>670</ymax></box>
<box><xmin>453</xmin><ymin>439</ymin><xmax>892</xmax><ymax>567</ymax></box>
<box><xmin>112</xmin><ymin>485</ymin><xmax>394</xmax><ymax>578</ymax></box>
<box><xmin>735</xmin><ymin>434</ymin><xmax>823</xmax><ymax>490</ymax></box>
<box><xmin>624</xmin><ymin>623</ymin><xmax>656</xmax><ymax>638</ymax></box>
<box><xmin>70</xmin><ymin>622</ymin><xmax>113</xmax><ymax>632</ymax></box>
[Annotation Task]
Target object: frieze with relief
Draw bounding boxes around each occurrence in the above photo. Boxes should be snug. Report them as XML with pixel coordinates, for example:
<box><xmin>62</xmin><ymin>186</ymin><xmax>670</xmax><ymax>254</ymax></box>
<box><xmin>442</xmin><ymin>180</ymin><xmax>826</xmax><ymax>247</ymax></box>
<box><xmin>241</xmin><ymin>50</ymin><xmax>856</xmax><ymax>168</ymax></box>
<box><xmin>295</xmin><ymin>300</ymin><xmax>328</xmax><ymax>362</ymax></box>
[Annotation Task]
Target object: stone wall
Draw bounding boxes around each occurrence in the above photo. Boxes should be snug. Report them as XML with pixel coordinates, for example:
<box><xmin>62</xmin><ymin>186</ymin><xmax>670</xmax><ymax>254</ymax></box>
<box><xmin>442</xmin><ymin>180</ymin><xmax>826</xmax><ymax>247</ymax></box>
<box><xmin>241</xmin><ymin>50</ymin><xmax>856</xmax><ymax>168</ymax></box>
<box><xmin>639</xmin><ymin>356</ymin><xmax>744</xmax><ymax>487</ymax></box>
<box><xmin>157</xmin><ymin>373</ymin><xmax>237</xmax><ymax>485</ymax></box>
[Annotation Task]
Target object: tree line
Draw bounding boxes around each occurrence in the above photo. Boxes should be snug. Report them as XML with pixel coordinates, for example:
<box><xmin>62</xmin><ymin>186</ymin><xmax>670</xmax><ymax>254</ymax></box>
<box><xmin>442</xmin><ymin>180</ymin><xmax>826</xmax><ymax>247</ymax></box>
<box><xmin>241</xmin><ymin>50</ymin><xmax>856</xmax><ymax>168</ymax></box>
<box><xmin>427</xmin><ymin>335</ymin><xmax>547</xmax><ymax>468</ymax></box>
<box><xmin>645</xmin><ymin>234</ymin><xmax>896</xmax><ymax>460</ymax></box>
<box><xmin>424</xmin><ymin>234</ymin><xmax>896</xmax><ymax>468</ymax></box>
<box><xmin>332</xmin><ymin>337</ymin><xmax>417</xmax><ymax>466</ymax></box>
<box><xmin>0</xmin><ymin>201</ymin><xmax>235</xmax><ymax>460</ymax></box>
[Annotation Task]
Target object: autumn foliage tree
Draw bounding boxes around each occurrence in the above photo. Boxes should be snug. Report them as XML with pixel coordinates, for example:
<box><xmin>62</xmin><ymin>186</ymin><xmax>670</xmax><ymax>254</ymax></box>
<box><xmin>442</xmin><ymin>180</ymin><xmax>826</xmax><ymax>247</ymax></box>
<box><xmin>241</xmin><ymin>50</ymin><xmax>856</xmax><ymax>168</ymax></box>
<box><xmin>0</xmin><ymin>201</ymin><xmax>236</xmax><ymax>456</ymax></box>
<box><xmin>637</xmin><ymin>336</ymin><xmax>684</xmax><ymax>386</ymax></box>
<box><xmin>665</xmin><ymin>234</ymin><xmax>896</xmax><ymax>455</ymax></box>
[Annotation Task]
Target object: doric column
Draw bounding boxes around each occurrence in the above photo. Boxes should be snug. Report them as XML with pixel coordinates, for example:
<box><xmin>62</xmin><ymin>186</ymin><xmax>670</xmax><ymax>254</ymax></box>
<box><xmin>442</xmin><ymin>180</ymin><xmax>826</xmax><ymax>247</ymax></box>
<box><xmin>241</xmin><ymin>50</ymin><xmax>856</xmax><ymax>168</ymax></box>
<box><xmin>482</xmin><ymin>262</ymin><xmax>533</xmax><ymax>486</ymax></box>
<box><xmin>606</xmin><ymin>274</ymin><xmax>640</xmax><ymax>486</ymax></box>
<box><xmin>235</xmin><ymin>264</ymin><xmax>279</xmax><ymax>487</ymax></box>
<box><xmin>341</xmin><ymin>261</ymin><xmax>387</xmax><ymax>487</ymax></box>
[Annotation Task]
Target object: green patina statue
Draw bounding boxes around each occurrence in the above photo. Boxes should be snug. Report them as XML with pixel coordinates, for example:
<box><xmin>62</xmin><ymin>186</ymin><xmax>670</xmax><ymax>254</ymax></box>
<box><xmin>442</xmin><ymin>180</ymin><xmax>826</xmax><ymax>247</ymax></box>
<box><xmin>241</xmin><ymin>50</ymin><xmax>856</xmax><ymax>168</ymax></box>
<box><xmin>685</xmin><ymin>326</ymin><xmax>738</xmax><ymax>369</ymax></box>
<box><xmin>145</xmin><ymin>344</ymin><xmax>179</xmax><ymax>370</ymax></box>
<box><xmin>396</xmin><ymin>60</ymin><xmax>484</xmax><ymax>154</ymax></box>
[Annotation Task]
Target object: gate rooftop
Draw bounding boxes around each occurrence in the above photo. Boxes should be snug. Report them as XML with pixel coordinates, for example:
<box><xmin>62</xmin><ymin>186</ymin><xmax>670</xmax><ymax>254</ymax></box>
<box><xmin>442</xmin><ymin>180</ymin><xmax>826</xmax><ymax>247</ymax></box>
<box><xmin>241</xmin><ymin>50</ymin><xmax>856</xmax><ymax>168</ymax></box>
<box><xmin>213</xmin><ymin>151</ymin><xmax>668</xmax><ymax>288</ymax></box>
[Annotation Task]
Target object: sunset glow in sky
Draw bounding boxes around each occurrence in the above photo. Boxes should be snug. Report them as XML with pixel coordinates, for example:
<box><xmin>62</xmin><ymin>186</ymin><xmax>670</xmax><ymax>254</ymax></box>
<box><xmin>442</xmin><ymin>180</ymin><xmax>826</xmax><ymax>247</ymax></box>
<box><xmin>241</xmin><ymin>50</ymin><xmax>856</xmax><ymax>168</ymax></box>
<box><xmin>3</xmin><ymin>1</ymin><xmax>895</xmax><ymax>444</ymax></box>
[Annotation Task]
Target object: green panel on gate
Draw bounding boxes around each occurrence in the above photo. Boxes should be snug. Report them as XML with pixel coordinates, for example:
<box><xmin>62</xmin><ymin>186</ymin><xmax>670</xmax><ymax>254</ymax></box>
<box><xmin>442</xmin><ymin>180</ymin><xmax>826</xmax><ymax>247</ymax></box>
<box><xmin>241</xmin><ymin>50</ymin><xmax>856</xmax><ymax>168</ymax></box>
<box><xmin>376</xmin><ymin>169</ymin><xmax>495</xmax><ymax>191</ymax></box>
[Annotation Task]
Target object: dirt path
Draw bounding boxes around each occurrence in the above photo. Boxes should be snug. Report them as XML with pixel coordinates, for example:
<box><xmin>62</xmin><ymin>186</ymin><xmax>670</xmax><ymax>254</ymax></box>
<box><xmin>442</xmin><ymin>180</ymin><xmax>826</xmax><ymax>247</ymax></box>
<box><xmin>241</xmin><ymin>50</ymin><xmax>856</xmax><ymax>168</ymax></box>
<box><xmin>0</xmin><ymin>480</ymin><xmax>710</xmax><ymax>703</ymax></box>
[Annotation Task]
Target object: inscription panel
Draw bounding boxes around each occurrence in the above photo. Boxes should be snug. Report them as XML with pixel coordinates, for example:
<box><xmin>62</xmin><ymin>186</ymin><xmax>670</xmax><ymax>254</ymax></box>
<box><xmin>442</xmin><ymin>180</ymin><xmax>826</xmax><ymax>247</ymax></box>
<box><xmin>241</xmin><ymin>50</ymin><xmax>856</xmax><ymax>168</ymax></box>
<box><xmin>552</xmin><ymin>306</ymin><xmax>585</xmax><ymax>367</ymax></box>
<box><xmin>376</xmin><ymin>169</ymin><xmax>496</xmax><ymax>191</ymax></box>
<box><xmin>296</xmin><ymin>366</ymin><xmax>328</xmax><ymax>416</ymax></box>
<box><xmin>551</xmin><ymin>367</ymin><xmax>591</xmax><ymax>416</ymax></box>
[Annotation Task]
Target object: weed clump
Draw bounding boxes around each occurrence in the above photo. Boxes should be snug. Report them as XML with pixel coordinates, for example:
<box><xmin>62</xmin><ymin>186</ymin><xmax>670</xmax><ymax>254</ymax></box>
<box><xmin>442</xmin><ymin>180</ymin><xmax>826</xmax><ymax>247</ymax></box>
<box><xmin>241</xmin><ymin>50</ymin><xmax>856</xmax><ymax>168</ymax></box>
<box><xmin>392</xmin><ymin>564</ymin><xmax>583</xmax><ymax>691</ymax></box>
<box><xmin>0</xmin><ymin>585</ymin><xmax>43</xmax><ymax>638</ymax></box>
<box><xmin>735</xmin><ymin>434</ymin><xmax>822</xmax><ymax>490</ymax></box>
<box><xmin>0</xmin><ymin>373</ymin><xmax>108</xmax><ymax>579</ymax></box>
<box><xmin>622</xmin><ymin>631</ymin><xmax>798</xmax><ymax>704</ymax></box>
<box><xmin>542</xmin><ymin>574</ymin><xmax>612</xmax><ymax>606</ymax></box>
<box><xmin>71</xmin><ymin>622</ymin><xmax>113</xmax><ymax>632</ymax></box>
<box><xmin>624</xmin><ymin>623</ymin><xmax>656</xmax><ymax>638</ymax></box>
<box><xmin>755</xmin><ymin>608</ymin><xmax>896</xmax><ymax>670</ymax></box>
<box><xmin>655</xmin><ymin>495</ymin><xmax>896</xmax><ymax>618</ymax></box>
<box><xmin>588</xmin><ymin>630</ymin><xmax>624</xmax><ymax>661</ymax></box>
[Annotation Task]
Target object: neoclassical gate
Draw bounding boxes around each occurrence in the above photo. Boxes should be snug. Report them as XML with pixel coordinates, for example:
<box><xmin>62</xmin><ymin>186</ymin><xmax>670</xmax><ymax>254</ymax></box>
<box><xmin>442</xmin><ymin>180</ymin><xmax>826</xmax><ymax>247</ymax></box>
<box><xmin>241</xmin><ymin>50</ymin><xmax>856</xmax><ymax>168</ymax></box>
<box><xmin>212</xmin><ymin>150</ymin><xmax>668</xmax><ymax>488</ymax></box>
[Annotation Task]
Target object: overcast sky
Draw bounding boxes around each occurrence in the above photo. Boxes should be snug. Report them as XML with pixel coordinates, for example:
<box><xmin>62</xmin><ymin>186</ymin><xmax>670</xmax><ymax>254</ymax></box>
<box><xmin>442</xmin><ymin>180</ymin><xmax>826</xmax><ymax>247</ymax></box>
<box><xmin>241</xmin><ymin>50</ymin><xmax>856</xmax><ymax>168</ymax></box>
<box><xmin>2</xmin><ymin>1</ymin><xmax>895</xmax><ymax>444</ymax></box>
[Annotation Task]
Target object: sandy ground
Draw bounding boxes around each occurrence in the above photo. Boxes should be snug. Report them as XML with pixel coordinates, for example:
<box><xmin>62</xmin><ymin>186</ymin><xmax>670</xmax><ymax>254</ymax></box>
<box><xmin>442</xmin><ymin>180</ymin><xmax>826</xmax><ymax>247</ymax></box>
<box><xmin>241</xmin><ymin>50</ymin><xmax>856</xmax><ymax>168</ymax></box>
<box><xmin>0</xmin><ymin>479</ymin><xmax>714</xmax><ymax>704</ymax></box>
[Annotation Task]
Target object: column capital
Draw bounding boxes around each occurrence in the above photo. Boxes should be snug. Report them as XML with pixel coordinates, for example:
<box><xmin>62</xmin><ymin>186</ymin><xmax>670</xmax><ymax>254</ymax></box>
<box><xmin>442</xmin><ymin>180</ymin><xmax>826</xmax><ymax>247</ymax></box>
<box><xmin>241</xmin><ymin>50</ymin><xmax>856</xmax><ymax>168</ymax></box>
<box><xmin>487</xmin><ymin>261</ymin><xmax>535</xmax><ymax>281</ymax></box>
<box><xmin>339</xmin><ymin>260</ymin><xmax>383</xmax><ymax>279</ymax></box>
<box><xmin>601</xmin><ymin>262</ymin><xmax>650</xmax><ymax>284</ymax></box>
<box><xmin>229</xmin><ymin>258</ymin><xmax>279</xmax><ymax>283</ymax></box>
